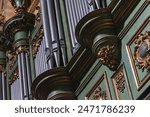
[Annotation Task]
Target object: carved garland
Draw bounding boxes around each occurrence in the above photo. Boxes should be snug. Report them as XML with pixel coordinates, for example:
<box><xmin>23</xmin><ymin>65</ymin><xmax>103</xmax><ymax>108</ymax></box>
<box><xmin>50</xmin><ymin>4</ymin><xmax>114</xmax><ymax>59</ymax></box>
<box><xmin>134</xmin><ymin>31</ymin><xmax>150</xmax><ymax>71</ymax></box>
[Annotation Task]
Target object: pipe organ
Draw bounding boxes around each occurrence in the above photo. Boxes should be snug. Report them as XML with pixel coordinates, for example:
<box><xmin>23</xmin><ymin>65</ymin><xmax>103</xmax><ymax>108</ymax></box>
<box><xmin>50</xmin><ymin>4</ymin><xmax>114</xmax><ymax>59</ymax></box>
<box><xmin>0</xmin><ymin>0</ymin><xmax>149</xmax><ymax>100</ymax></box>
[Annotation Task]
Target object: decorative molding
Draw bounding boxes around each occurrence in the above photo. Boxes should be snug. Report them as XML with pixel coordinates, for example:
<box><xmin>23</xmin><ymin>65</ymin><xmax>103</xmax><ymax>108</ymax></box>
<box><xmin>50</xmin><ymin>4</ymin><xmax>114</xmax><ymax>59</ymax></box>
<box><xmin>111</xmin><ymin>64</ymin><xmax>133</xmax><ymax>100</ymax></box>
<box><xmin>97</xmin><ymin>45</ymin><xmax>119</xmax><ymax>70</ymax></box>
<box><xmin>113</xmin><ymin>0</ymin><xmax>140</xmax><ymax>25</ymax></box>
<box><xmin>114</xmin><ymin>70</ymin><xmax>125</xmax><ymax>93</ymax></box>
<box><xmin>75</xmin><ymin>61</ymin><xmax>101</xmax><ymax>96</ymax></box>
<box><xmin>118</xmin><ymin>1</ymin><xmax>149</xmax><ymax>40</ymax></box>
<box><xmin>93</xmin><ymin>86</ymin><xmax>107</xmax><ymax>100</ymax></box>
<box><xmin>134</xmin><ymin>31</ymin><xmax>150</xmax><ymax>71</ymax></box>
<box><xmin>32</xmin><ymin>67</ymin><xmax>76</xmax><ymax>100</ymax></box>
<box><xmin>85</xmin><ymin>72</ymin><xmax>112</xmax><ymax>100</ymax></box>
<box><xmin>126</xmin><ymin>16</ymin><xmax>150</xmax><ymax>91</ymax></box>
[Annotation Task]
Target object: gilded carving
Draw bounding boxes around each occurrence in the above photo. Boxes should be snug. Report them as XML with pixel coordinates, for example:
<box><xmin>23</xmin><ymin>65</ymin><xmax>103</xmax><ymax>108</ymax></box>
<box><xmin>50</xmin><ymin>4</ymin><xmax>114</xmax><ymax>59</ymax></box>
<box><xmin>16</xmin><ymin>46</ymin><xmax>29</xmax><ymax>55</ymax></box>
<box><xmin>0</xmin><ymin>65</ymin><xmax>5</xmax><ymax>72</ymax></box>
<box><xmin>134</xmin><ymin>31</ymin><xmax>150</xmax><ymax>71</ymax></box>
<box><xmin>35</xmin><ymin>6</ymin><xmax>41</xmax><ymax>23</ymax></box>
<box><xmin>115</xmin><ymin>71</ymin><xmax>125</xmax><ymax>93</ymax></box>
<box><xmin>6</xmin><ymin>50</ymin><xmax>17</xmax><ymax>69</ymax></box>
<box><xmin>97</xmin><ymin>45</ymin><xmax>118</xmax><ymax>70</ymax></box>
<box><xmin>93</xmin><ymin>86</ymin><xmax>107</xmax><ymax>100</ymax></box>
<box><xmin>8</xmin><ymin>70</ymin><xmax>18</xmax><ymax>85</ymax></box>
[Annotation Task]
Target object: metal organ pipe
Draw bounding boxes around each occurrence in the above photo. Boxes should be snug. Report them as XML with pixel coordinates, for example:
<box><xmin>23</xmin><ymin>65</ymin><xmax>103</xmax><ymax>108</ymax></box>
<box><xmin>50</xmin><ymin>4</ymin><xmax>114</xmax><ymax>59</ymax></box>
<box><xmin>25</xmin><ymin>53</ymin><xmax>32</xmax><ymax>99</ymax></box>
<box><xmin>40</xmin><ymin>0</ymin><xmax>53</xmax><ymax>68</ymax></box>
<box><xmin>1</xmin><ymin>72</ymin><xmax>6</xmax><ymax>100</ymax></box>
<box><xmin>18</xmin><ymin>54</ymin><xmax>24</xmax><ymax>100</ymax></box>
<box><xmin>47</xmin><ymin>0</ymin><xmax>63</xmax><ymax>67</ymax></box>
<box><xmin>20</xmin><ymin>53</ymin><xmax>29</xmax><ymax>100</ymax></box>
<box><xmin>64</xmin><ymin>0</ymin><xmax>76</xmax><ymax>50</ymax></box>
<box><xmin>40</xmin><ymin>0</ymin><xmax>51</xmax><ymax>49</ymax></box>
<box><xmin>54</xmin><ymin>0</ymin><xmax>67</xmax><ymax>65</ymax></box>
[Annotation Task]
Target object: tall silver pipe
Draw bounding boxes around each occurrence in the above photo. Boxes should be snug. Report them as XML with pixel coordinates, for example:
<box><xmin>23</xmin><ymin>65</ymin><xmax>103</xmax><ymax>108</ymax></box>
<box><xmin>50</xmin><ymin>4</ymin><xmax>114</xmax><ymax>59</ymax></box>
<box><xmin>83</xmin><ymin>0</ymin><xmax>89</xmax><ymax>15</ymax></box>
<box><xmin>2</xmin><ymin>72</ymin><xmax>6</xmax><ymax>100</ymax></box>
<box><xmin>0</xmin><ymin>72</ymin><xmax>2</xmax><ymax>100</ymax></box>
<box><xmin>47</xmin><ymin>0</ymin><xmax>62</xmax><ymax>67</ymax></box>
<box><xmin>76</xmin><ymin>0</ymin><xmax>82</xmax><ymax>20</ymax></box>
<box><xmin>40</xmin><ymin>0</ymin><xmax>54</xmax><ymax>68</ymax></box>
<box><xmin>78</xmin><ymin>0</ymin><xmax>85</xmax><ymax>18</ymax></box>
<box><xmin>18</xmin><ymin>54</ymin><xmax>24</xmax><ymax>99</ymax></box>
<box><xmin>38</xmin><ymin>45</ymin><xmax>42</xmax><ymax>74</ymax></box>
<box><xmin>20</xmin><ymin>53</ymin><xmax>29</xmax><ymax>100</ymax></box>
<box><xmin>40</xmin><ymin>0</ymin><xmax>51</xmax><ymax>49</ymax></box>
<box><xmin>54</xmin><ymin>0</ymin><xmax>65</xmax><ymax>41</ymax></box>
<box><xmin>25</xmin><ymin>53</ymin><xmax>32</xmax><ymax>99</ymax></box>
<box><xmin>73</xmin><ymin>0</ymin><xmax>80</xmax><ymax>23</ymax></box>
<box><xmin>42</xmin><ymin>38</ymin><xmax>48</xmax><ymax>71</ymax></box>
<box><xmin>46</xmin><ymin>0</ymin><xmax>58</xmax><ymax>42</ymax></box>
<box><xmin>81</xmin><ymin>0</ymin><xmax>87</xmax><ymax>17</ymax></box>
<box><xmin>41</xmin><ymin>42</ymin><xmax>45</xmax><ymax>73</ymax></box>
<box><xmin>34</xmin><ymin>55</ymin><xmax>38</xmax><ymax>76</ymax></box>
<box><xmin>54</xmin><ymin>0</ymin><xmax>67</xmax><ymax>65</ymax></box>
<box><xmin>65</xmin><ymin>0</ymin><xmax>76</xmax><ymax>48</ymax></box>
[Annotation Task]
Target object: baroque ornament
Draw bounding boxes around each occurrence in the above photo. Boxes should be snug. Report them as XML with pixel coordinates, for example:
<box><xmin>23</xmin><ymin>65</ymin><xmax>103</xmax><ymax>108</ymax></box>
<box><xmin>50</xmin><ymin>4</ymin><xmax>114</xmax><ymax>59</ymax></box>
<box><xmin>134</xmin><ymin>31</ymin><xmax>150</xmax><ymax>71</ymax></box>
<box><xmin>93</xmin><ymin>86</ymin><xmax>107</xmax><ymax>100</ymax></box>
<box><xmin>115</xmin><ymin>71</ymin><xmax>125</xmax><ymax>93</ymax></box>
<box><xmin>97</xmin><ymin>45</ymin><xmax>118</xmax><ymax>70</ymax></box>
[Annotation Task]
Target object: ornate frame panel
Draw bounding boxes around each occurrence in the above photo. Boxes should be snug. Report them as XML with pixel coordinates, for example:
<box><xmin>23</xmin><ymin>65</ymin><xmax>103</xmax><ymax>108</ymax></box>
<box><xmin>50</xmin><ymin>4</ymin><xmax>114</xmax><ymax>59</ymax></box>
<box><xmin>111</xmin><ymin>64</ymin><xmax>133</xmax><ymax>100</ymax></box>
<box><xmin>126</xmin><ymin>16</ymin><xmax>150</xmax><ymax>91</ymax></box>
<box><xmin>85</xmin><ymin>72</ymin><xmax>112</xmax><ymax>100</ymax></box>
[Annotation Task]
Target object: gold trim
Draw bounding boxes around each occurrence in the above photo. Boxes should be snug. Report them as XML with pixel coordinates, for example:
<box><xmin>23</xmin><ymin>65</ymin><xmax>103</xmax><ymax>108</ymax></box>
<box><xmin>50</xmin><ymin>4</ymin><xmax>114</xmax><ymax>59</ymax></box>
<box><xmin>85</xmin><ymin>72</ymin><xmax>112</xmax><ymax>100</ymax></box>
<box><xmin>111</xmin><ymin>64</ymin><xmax>133</xmax><ymax>100</ymax></box>
<box><xmin>126</xmin><ymin>16</ymin><xmax>150</xmax><ymax>91</ymax></box>
<box><xmin>134</xmin><ymin>31</ymin><xmax>150</xmax><ymax>71</ymax></box>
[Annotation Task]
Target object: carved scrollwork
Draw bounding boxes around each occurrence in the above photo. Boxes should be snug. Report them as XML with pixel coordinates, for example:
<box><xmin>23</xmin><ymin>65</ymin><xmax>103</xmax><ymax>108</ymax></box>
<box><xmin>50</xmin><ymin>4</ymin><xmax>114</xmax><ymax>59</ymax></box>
<box><xmin>93</xmin><ymin>86</ymin><xmax>107</xmax><ymax>100</ymax></box>
<box><xmin>134</xmin><ymin>31</ymin><xmax>150</xmax><ymax>71</ymax></box>
<box><xmin>16</xmin><ymin>45</ymin><xmax>29</xmax><ymax>55</ymax></box>
<box><xmin>6</xmin><ymin>50</ymin><xmax>17</xmax><ymax>69</ymax></box>
<box><xmin>35</xmin><ymin>6</ymin><xmax>41</xmax><ymax>23</ymax></box>
<box><xmin>8</xmin><ymin>69</ymin><xmax>18</xmax><ymax>85</ymax></box>
<box><xmin>97</xmin><ymin>45</ymin><xmax>119</xmax><ymax>70</ymax></box>
<box><xmin>115</xmin><ymin>71</ymin><xmax>125</xmax><ymax>93</ymax></box>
